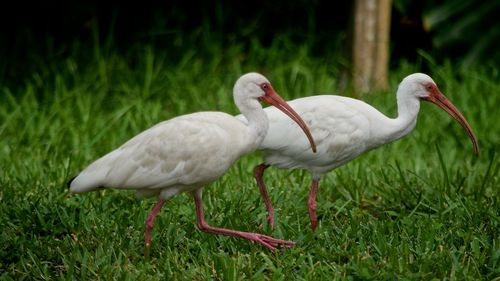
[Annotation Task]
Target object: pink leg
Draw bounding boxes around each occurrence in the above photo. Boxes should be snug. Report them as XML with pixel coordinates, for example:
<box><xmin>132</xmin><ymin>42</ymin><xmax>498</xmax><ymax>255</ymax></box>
<box><xmin>144</xmin><ymin>198</ymin><xmax>166</xmax><ymax>253</ymax></box>
<box><xmin>253</xmin><ymin>163</ymin><xmax>275</xmax><ymax>227</ymax></box>
<box><xmin>308</xmin><ymin>179</ymin><xmax>320</xmax><ymax>231</ymax></box>
<box><xmin>192</xmin><ymin>189</ymin><xmax>295</xmax><ymax>251</ymax></box>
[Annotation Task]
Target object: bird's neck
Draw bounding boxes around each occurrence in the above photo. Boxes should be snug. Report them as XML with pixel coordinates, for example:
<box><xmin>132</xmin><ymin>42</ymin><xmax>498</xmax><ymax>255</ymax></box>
<box><xmin>389</xmin><ymin>91</ymin><xmax>421</xmax><ymax>141</ymax></box>
<box><xmin>370</xmin><ymin>90</ymin><xmax>421</xmax><ymax>149</ymax></box>
<box><xmin>237</xmin><ymin>99</ymin><xmax>269</xmax><ymax>152</ymax></box>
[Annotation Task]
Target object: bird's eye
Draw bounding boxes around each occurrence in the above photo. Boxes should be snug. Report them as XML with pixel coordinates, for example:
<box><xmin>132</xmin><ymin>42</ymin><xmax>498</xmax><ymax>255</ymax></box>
<box><xmin>260</xmin><ymin>83</ymin><xmax>269</xmax><ymax>91</ymax></box>
<box><xmin>425</xmin><ymin>85</ymin><xmax>433</xmax><ymax>91</ymax></box>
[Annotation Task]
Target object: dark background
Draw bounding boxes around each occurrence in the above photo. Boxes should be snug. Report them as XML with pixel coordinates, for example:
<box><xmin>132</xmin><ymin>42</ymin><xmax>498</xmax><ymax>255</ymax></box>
<box><xmin>0</xmin><ymin>0</ymin><xmax>497</xmax><ymax>87</ymax></box>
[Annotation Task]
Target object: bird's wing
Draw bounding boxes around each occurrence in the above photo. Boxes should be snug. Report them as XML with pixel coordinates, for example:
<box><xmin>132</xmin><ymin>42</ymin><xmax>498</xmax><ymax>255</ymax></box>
<box><xmin>71</xmin><ymin>112</ymin><xmax>246</xmax><ymax>192</ymax></box>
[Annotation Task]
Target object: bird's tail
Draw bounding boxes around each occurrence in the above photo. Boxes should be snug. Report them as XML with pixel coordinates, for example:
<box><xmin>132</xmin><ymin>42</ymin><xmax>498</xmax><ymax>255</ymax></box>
<box><xmin>67</xmin><ymin>173</ymin><xmax>103</xmax><ymax>193</ymax></box>
<box><xmin>66</xmin><ymin>176</ymin><xmax>77</xmax><ymax>189</ymax></box>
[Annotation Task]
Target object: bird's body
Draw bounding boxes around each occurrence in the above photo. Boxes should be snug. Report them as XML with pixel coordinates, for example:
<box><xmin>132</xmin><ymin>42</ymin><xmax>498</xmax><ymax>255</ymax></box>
<box><xmin>237</xmin><ymin>73</ymin><xmax>479</xmax><ymax>230</ymax></box>
<box><xmin>254</xmin><ymin>95</ymin><xmax>414</xmax><ymax>177</ymax></box>
<box><xmin>69</xmin><ymin>73</ymin><xmax>316</xmax><ymax>252</ymax></box>
<box><xmin>70</xmin><ymin>112</ymin><xmax>253</xmax><ymax>198</ymax></box>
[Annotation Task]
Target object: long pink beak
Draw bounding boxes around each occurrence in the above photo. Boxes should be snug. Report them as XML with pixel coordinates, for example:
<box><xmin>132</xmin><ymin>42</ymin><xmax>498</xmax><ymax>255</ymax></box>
<box><xmin>424</xmin><ymin>90</ymin><xmax>479</xmax><ymax>155</ymax></box>
<box><xmin>259</xmin><ymin>88</ymin><xmax>317</xmax><ymax>153</ymax></box>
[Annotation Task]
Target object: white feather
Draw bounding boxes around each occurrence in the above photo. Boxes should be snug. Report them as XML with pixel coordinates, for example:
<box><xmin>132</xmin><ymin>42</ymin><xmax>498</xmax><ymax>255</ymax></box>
<box><xmin>70</xmin><ymin>112</ymin><xmax>249</xmax><ymax>198</ymax></box>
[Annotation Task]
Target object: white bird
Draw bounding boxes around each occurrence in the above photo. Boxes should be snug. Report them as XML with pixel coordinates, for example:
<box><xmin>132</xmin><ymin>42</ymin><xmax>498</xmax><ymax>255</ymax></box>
<box><xmin>237</xmin><ymin>73</ymin><xmax>479</xmax><ymax>230</ymax></box>
<box><xmin>68</xmin><ymin>72</ymin><xmax>317</xmax><ymax>252</ymax></box>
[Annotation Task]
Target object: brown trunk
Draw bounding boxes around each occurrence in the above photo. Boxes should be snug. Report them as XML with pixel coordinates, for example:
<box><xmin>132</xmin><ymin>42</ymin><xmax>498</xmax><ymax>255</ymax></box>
<box><xmin>352</xmin><ymin>0</ymin><xmax>392</xmax><ymax>95</ymax></box>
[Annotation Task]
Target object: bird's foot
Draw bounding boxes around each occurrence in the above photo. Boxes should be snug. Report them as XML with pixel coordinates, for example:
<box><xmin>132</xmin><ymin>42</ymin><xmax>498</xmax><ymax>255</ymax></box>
<box><xmin>247</xmin><ymin>233</ymin><xmax>295</xmax><ymax>251</ymax></box>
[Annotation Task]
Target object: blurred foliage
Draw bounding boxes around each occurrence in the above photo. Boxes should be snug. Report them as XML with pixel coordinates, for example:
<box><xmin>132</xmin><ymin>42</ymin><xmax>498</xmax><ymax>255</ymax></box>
<box><xmin>395</xmin><ymin>0</ymin><xmax>500</xmax><ymax>67</ymax></box>
<box><xmin>0</xmin><ymin>1</ymin><xmax>351</xmax><ymax>89</ymax></box>
<box><xmin>1</xmin><ymin>0</ymin><xmax>498</xmax><ymax>88</ymax></box>
<box><xmin>424</xmin><ymin>0</ymin><xmax>500</xmax><ymax>67</ymax></box>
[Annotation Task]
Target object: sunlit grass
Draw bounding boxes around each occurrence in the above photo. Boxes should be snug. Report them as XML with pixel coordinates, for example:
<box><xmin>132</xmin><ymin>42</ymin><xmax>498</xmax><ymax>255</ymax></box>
<box><xmin>1</xmin><ymin>39</ymin><xmax>499</xmax><ymax>280</ymax></box>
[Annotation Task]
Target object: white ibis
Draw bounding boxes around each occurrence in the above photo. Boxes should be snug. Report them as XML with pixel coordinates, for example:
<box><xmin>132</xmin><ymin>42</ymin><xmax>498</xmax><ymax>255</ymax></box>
<box><xmin>68</xmin><ymin>72</ymin><xmax>317</xmax><ymax>252</ymax></box>
<box><xmin>237</xmin><ymin>73</ymin><xmax>479</xmax><ymax>230</ymax></box>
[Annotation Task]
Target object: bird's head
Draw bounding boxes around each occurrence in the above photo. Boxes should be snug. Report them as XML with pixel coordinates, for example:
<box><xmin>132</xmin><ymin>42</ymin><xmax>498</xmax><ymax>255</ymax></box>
<box><xmin>233</xmin><ymin>72</ymin><xmax>317</xmax><ymax>152</ymax></box>
<box><xmin>400</xmin><ymin>73</ymin><xmax>438</xmax><ymax>99</ymax></box>
<box><xmin>400</xmin><ymin>73</ymin><xmax>479</xmax><ymax>155</ymax></box>
<box><xmin>233</xmin><ymin>72</ymin><xmax>273</xmax><ymax>101</ymax></box>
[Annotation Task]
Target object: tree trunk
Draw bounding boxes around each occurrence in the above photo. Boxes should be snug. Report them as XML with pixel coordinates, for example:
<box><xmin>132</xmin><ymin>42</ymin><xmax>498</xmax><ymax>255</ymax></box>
<box><xmin>352</xmin><ymin>0</ymin><xmax>392</xmax><ymax>95</ymax></box>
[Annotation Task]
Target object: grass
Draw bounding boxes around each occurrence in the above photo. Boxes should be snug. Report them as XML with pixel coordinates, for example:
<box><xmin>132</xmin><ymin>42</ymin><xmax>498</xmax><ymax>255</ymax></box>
<box><xmin>1</xmin><ymin>38</ymin><xmax>499</xmax><ymax>280</ymax></box>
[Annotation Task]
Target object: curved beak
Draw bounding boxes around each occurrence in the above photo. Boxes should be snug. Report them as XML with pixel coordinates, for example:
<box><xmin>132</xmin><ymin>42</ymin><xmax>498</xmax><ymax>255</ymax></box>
<box><xmin>259</xmin><ymin>87</ymin><xmax>317</xmax><ymax>153</ymax></box>
<box><xmin>423</xmin><ymin>89</ymin><xmax>479</xmax><ymax>155</ymax></box>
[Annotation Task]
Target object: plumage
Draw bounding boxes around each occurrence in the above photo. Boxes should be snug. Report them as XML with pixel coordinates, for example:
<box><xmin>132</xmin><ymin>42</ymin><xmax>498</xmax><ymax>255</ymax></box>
<box><xmin>70</xmin><ymin>112</ymin><xmax>250</xmax><ymax>195</ymax></box>
<box><xmin>237</xmin><ymin>73</ymin><xmax>479</xmax><ymax>230</ymax></box>
<box><xmin>254</xmin><ymin>95</ymin><xmax>375</xmax><ymax>175</ymax></box>
<box><xmin>68</xmin><ymin>72</ymin><xmax>316</xmax><ymax>252</ymax></box>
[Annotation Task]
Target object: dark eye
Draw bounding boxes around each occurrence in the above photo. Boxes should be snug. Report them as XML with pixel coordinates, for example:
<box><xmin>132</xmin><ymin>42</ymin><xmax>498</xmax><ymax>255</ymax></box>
<box><xmin>260</xmin><ymin>83</ymin><xmax>269</xmax><ymax>91</ymax></box>
<box><xmin>425</xmin><ymin>85</ymin><xmax>433</xmax><ymax>91</ymax></box>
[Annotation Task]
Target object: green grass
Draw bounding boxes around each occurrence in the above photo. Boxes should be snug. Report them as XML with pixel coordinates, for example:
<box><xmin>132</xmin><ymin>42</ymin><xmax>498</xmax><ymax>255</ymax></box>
<box><xmin>1</xmin><ymin>39</ymin><xmax>499</xmax><ymax>280</ymax></box>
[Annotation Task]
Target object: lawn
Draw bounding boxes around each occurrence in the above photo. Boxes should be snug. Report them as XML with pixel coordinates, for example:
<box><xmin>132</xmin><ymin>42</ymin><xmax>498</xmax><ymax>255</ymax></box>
<box><xmin>1</xmin><ymin>40</ymin><xmax>499</xmax><ymax>280</ymax></box>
